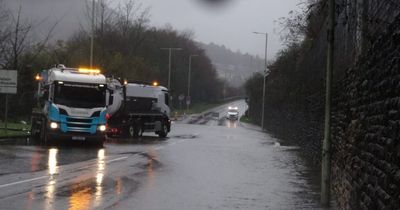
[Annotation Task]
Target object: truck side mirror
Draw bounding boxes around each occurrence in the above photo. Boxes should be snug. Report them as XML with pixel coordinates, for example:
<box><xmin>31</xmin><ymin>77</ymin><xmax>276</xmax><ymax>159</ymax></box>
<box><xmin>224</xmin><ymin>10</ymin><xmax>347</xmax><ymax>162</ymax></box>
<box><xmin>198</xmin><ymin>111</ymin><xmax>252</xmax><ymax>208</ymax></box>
<box><xmin>109</xmin><ymin>90</ymin><xmax>114</xmax><ymax>106</ymax></box>
<box><xmin>43</xmin><ymin>90</ymin><xmax>49</xmax><ymax>100</ymax></box>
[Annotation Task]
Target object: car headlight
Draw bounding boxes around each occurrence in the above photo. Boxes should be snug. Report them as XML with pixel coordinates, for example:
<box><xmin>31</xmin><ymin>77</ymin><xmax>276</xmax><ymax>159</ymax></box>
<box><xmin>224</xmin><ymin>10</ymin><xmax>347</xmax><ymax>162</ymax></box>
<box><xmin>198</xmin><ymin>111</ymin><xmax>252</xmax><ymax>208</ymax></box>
<box><xmin>50</xmin><ymin>122</ymin><xmax>58</xmax><ymax>129</ymax></box>
<box><xmin>98</xmin><ymin>125</ymin><xmax>107</xmax><ymax>132</ymax></box>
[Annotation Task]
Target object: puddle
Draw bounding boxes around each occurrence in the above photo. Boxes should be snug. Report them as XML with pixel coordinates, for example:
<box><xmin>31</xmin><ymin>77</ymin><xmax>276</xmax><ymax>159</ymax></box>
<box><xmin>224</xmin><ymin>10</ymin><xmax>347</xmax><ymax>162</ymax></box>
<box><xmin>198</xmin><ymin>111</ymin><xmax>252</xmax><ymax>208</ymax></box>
<box><xmin>0</xmin><ymin>137</ymin><xmax>37</xmax><ymax>146</ymax></box>
<box><xmin>106</xmin><ymin>136</ymin><xmax>167</xmax><ymax>145</ymax></box>
<box><xmin>170</xmin><ymin>134</ymin><xmax>197</xmax><ymax>139</ymax></box>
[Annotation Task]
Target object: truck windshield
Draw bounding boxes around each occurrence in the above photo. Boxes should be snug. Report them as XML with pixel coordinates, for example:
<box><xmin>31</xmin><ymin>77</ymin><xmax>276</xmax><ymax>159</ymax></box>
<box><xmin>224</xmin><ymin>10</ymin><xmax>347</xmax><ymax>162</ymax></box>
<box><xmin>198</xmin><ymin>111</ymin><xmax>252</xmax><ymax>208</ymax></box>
<box><xmin>54</xmin><ymin>82</ymin><xmax>106</xmax><ymax>108</ymax></box>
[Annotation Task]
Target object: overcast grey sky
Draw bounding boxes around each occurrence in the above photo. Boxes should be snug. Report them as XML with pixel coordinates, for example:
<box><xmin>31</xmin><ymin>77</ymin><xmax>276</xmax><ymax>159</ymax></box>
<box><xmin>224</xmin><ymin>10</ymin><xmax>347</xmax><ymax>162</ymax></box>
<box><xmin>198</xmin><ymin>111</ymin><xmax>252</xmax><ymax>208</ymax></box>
<box><xmin>6</xmin><ymin>0</ymin><xmax>301</xmax><ymax>60</ymax></box>
<box><xmin>114</xmin><ymin>0</ymin><xmax>301</xmax><ymax>59</ymax></box>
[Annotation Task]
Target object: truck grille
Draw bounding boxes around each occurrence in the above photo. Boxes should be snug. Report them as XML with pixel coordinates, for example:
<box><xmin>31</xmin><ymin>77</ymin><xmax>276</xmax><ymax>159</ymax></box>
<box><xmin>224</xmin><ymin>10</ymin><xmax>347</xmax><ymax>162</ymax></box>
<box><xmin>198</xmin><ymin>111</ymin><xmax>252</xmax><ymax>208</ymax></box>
<box><xmin>66</xmin><ymin>117</ymin><xmax>93</xmax><ymax>132</ymax></box>
<box><xmin>67</xmin><ymin>117</ymin><xmax>92</xmax><ymax>123</ymax></box>
<box><xmin>67</xmin><ymin>123</ymin><xmax>91</xmax><ymax>128</ymax></box>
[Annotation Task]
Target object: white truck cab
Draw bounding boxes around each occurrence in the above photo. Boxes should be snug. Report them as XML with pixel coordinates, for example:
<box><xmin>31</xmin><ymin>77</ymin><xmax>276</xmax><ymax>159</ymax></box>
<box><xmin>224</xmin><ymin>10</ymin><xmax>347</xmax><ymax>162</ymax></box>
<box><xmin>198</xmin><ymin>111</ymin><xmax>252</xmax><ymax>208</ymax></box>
<box><xmin>31</xmin><ymin>65</ymin><xmax>108</xmax><ymax>145</ymax></box>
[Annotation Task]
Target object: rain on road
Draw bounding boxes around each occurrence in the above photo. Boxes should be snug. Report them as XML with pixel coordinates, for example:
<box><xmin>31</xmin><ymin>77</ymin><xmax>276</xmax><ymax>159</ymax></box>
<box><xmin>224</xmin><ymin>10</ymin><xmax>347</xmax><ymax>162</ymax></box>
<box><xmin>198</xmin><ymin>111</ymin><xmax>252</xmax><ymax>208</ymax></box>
<box><xmin>0</xmin><ymin>100</ymin><xmax>331</xmax><ymax>209</ymax></box>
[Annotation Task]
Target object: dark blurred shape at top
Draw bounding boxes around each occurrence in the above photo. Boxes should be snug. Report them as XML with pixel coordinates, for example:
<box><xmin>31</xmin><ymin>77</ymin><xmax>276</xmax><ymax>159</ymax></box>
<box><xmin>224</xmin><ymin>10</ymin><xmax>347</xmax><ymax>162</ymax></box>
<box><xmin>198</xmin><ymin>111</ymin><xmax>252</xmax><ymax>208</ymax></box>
<box><xmin>197</xmin><ymin>0</ymin><xmax>233</xmax><ymax>8</ymax></box>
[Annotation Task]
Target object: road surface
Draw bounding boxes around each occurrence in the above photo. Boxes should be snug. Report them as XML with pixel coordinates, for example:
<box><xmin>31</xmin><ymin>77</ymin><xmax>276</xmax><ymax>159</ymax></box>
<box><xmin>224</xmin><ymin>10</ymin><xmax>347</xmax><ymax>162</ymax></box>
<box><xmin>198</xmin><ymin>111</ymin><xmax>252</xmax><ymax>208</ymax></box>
<box><xmin>0</xmin><ymin>100</ymin><xmax>334</xmax><ymax>209</ymax></box>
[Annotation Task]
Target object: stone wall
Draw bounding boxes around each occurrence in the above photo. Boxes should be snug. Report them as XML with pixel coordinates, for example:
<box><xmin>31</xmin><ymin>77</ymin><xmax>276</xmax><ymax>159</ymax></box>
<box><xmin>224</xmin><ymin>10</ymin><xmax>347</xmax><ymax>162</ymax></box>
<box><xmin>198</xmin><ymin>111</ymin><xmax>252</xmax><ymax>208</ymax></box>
<box><xmin>332</xmin><ymin>12</ymin><xmax>400</xmax><ymax>210</ymax></box>
<box><xmin>260</xmin><ymin>0</ymin><xmax>400</xmax><ymax>208</ymax></box>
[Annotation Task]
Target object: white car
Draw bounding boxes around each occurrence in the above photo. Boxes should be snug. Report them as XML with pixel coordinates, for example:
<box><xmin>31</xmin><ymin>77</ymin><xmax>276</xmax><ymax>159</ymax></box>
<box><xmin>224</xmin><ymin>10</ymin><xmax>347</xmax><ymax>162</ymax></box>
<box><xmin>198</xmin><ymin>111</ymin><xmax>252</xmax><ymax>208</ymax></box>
<box><xmin>226</xmin><ymin>106</ymin><xmax>239</xmax><ymax>120</ymax></box>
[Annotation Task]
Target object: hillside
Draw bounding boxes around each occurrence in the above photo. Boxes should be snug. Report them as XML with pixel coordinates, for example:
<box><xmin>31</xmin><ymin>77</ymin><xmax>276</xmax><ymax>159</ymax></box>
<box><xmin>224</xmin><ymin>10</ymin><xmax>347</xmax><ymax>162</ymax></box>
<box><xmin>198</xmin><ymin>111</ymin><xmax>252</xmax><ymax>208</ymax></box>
<box><xmin>198</xmin><ymin>42</ymin><xmax>264</xmax><ymax>87</ymax></box>
<box><xmin>3</xmin><ymin>0</ymin><xmax>264</xmax><ymax>88</ymax></box>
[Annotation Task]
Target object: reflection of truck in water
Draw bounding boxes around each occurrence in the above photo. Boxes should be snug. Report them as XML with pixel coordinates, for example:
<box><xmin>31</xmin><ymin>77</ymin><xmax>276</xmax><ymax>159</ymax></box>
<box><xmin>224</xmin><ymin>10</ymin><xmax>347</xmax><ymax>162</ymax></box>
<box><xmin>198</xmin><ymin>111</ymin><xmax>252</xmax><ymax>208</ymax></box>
<box><xmin>106</xmin><ymin>80</ymin><xmax>171</xmax><ymax>138</ymax></box>
<box><xmin>30</xmin><ymin>65</ymin><xmax>108</xmax><ymax>145</ymax></box>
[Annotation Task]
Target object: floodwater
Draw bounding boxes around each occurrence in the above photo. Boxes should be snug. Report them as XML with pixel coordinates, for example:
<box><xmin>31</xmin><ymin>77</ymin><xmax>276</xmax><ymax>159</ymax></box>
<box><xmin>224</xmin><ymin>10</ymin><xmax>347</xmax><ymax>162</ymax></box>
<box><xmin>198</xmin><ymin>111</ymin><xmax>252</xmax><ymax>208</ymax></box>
<box><xmin>0</xmin><ymin>100</ymin><xmax>336</xmax><ymax>209</ymax></box>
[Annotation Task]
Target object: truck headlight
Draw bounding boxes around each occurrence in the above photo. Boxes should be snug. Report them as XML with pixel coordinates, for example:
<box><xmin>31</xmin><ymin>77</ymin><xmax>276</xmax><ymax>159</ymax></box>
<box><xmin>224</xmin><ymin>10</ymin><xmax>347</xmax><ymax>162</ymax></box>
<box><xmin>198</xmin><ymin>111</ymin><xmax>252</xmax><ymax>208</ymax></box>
<box><xmin>98</xmin><ymin>125</ymin><xmax>106</xmax><ymax>132</ymax></box>
<box><xmin>50</xmin><ymin>122</ymin><xmax>58</xmax><ymax>129</ymax></box>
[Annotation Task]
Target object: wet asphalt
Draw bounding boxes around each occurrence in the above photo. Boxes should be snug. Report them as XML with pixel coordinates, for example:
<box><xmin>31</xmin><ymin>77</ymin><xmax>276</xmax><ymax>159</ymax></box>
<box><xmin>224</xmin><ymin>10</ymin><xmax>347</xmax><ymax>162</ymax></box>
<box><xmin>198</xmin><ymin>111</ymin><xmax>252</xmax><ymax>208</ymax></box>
<box><xmin>0</xmin><ymin>100</ymin><xmax>336</xmax><ymax>210</ymax></box>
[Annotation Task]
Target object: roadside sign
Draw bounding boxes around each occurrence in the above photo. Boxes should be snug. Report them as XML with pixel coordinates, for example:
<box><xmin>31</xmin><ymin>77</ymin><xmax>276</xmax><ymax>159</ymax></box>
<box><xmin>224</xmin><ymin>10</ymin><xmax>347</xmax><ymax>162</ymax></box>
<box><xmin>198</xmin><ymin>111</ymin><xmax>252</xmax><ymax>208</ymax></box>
<box><xmin>178</xmin><ymin>94</ymin><xmax>185</xmax><ymax>101</ymax></box>
<box><xmin>0</xmin><ymin>70</ymin><xmax>17</xmax><ymax>135</ymax></box>
<box><xmin>0</xmin><ymin>70</ymin><xmax>17</xmax><ymax>94</ymax></box>
<box><xmin>186</xmin><ymin>96</ymin><xmax>191</xmax><ymax>106</ymax></box>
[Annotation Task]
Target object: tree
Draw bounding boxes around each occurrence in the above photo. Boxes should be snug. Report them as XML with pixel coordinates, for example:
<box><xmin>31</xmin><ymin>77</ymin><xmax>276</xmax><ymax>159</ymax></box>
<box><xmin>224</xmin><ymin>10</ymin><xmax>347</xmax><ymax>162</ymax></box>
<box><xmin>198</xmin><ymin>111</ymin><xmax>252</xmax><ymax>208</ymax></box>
<box><xmin>244</xmin><ymin>73</ymin><xmax>263</xmax><ymax>124</ymax></box>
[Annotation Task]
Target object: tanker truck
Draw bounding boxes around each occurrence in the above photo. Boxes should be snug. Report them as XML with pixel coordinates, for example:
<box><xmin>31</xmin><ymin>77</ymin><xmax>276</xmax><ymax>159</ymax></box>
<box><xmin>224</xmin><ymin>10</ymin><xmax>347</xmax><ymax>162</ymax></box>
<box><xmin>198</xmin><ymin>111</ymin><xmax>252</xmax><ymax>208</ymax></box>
<box><xmin>106</xmin><ymin>79</ymin><xmax>171</xmax><ymax>138</ymax></box>
<box><xmin>30</xmin><ymin>65</ymin><xmax>108</xmax><ymax>145</ymax></box>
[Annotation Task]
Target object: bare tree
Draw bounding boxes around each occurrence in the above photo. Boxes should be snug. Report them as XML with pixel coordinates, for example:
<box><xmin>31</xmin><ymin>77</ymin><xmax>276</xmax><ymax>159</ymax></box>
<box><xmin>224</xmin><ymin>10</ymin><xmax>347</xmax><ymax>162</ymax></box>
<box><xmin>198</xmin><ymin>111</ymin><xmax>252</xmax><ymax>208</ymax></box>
<box><xmin>275</xmin><ymin>0</ymin><xmax>325</xmax><ymax>46</ymax></box>
<box><xmin>0</xmin><ymin>3</ymin><xmax>32</xmax><ymax>69</ymax></box>
<box><xmin>98</xmin><ymin>0</ymin><xmax>114</xmax><ymax>35</ymax></box>
<box><xmin>83</xmin><ymin>0</ymin><xmax>115</xmax><ymax>35</ymax></box>
<box><xmin>0</xmin><ymin>2</ymin><xmax>59</xmax><ymax>69</ymax></box>
<box><xmin>0</xmin><ymin>1</ymin><xmax>10</xmax><ymax>66</ymax></box>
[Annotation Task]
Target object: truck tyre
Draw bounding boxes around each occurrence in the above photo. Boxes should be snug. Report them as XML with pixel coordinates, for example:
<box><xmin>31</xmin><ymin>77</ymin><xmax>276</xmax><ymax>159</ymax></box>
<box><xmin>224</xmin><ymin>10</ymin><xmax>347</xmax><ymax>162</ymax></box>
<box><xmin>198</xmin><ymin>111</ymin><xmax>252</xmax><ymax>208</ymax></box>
<box><xmin>129</xmin><ymin>124</ymin><xmax>143</xmax><ymax>138</ymax></box>
<box><xmin>40</xmin><ymin>120</ymin><xmax>51</xmax><ymax>145</ymax></box>
<box><xmin>137</xmin><ymin>125</ymin><xmax>143</xmax><ymax>137</ymax></box>
<box><xmin>158</xmin><ymin>123</ymin><xmax>168</xmax><ymax>138</ymax></box>
<box><xmin>92</xmin><ymin>138</ymin><xmax>104</xmax><ymax>147</ymax></box>
<box><xmin>30</xmin><ymin>120</ymin><xmax>40</xmax><ymax>141</ymax></box>
<box><xmin>129</xmin><ymin>125</ymin><xmax>135</xmax><ymax>138</ymax></box>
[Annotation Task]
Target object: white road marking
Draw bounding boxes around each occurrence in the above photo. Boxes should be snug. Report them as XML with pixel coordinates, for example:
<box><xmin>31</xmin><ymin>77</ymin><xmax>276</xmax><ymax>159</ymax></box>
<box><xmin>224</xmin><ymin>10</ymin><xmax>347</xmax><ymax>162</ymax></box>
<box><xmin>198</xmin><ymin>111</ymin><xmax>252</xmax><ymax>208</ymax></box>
<box><xmin>106</xmin><ymin>156</ymin><xmax>128</xmax><ymax>163</ymax></box>
<box><xmin>0</xmin><ymin>128</ymin><xmax>206</xmax><ymax>190</ymax></box>
<box><xmin>0</xmin><ymin>176</ymin><xmax>48</xmax><ymax>189</ymax></box>
<box><xmin>0</xmin><ymin>156</ymin><xmax>129</xmax><ymax>189</ymax></box>
<box><xmin>74</xmin><ymin>156</ymin><xmax>129</xmax><ymax>171</ymax></box>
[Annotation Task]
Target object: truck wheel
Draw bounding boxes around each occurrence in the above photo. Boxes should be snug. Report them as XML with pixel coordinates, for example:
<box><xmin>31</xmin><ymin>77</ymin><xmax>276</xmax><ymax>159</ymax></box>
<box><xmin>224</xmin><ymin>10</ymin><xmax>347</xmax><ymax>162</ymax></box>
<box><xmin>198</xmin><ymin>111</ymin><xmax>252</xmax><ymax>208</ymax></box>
<box><xmin>92</xmin><ymin>138</ymin><xmax>104</xmax><ymax>147</ymax></box>
<box><xmin>137</xmin><ymin>125</ymin><xmax>143</xmax><ymax>137</ymax></box>
<box><xmin>158</xmin><ymin>123</ymin><xmax>168</xmax><ymax>138</ymax></box>
<box><xmin>130</xmin><ymin>124</ymin><xmax>143</xmax><ymax>138</ymax></box>
<box><xmin>40</xmin><ymin>122</ymin><xmax>51</xmax><ymax>146</ymax></box>
<box><xmin>31</xmin><ymin>120</ymin><xmax>41</xmax><ymax>141</ymax></box>
<box><xmin>129</xmin><ymin>125</ymin><xmax>135</xmax><ymax>138</ymax></box>
<box><xmin>40</xmin><ymin>125</ymin><xmax>45</xmax><ymax>144</ymax></box>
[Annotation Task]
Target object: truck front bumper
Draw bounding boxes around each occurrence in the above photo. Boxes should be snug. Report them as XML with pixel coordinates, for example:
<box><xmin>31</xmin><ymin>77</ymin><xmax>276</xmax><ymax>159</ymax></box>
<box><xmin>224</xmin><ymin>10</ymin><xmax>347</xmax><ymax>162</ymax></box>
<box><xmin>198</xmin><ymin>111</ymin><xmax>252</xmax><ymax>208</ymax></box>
<box><xmin>47</xmin><ymin>129</ymin><xmax>106</xmax><ymax>143</ymax></box>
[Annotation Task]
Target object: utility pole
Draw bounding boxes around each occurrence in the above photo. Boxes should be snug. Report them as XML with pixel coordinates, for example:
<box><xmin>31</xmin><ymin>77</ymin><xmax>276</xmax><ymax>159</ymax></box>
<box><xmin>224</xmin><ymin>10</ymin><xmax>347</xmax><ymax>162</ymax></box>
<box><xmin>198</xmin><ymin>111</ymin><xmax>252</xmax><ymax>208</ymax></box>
<box><xmin>187</xmin><ymin>54</ymin><xmax>198</xmax><ymax>110</ymax></box>
<box><xmin>160</xmin><ymin>48</ymin><xmax>182</xmax><ymax>90</ymax></box>
<box><xmin>4</xmin><ymin>94</ymin><xmax>8</xmax><ymax>135</ymax></box>
<box><xmin>321</xmin><ymin>0</ymin><xmax>335</xmax><ymax>206</ymax></box>
<box><xmin>253</xmin><ymin>32</ymin><xmax>268</xmax><ymax>130</ymax></box>
<box><xmin>90</xmin><ymin>0</ymin><xmax>95</xmax><ymax>68</ymax></box>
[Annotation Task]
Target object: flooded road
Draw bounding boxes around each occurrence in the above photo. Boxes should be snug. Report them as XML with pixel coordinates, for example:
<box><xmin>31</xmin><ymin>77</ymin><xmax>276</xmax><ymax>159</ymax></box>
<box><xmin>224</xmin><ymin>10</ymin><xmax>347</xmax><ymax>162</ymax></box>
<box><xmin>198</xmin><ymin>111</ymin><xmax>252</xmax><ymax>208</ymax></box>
<box><xmin>0</xmin><ymin>100</ymin><xmax>335</xmax><ymax>209</ymax></box>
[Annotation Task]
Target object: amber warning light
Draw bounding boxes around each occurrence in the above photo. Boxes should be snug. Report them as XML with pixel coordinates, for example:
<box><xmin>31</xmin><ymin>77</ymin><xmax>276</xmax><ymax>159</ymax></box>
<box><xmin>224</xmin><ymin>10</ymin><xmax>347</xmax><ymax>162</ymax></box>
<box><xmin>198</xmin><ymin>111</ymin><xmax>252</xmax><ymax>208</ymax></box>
<box><xmin>152</xmin><ymin>81</ymin><xmax>158</xmax><ymax>86</ymax></box>
<box><xmin>78</xmin><ymin>68</ymin><xmax>101</xmax><ymax>74</ymax></box>
<box><xmin>35</xmin><ymin>74</ymin><xmax>41</xmax><ymax>81</ymax></box>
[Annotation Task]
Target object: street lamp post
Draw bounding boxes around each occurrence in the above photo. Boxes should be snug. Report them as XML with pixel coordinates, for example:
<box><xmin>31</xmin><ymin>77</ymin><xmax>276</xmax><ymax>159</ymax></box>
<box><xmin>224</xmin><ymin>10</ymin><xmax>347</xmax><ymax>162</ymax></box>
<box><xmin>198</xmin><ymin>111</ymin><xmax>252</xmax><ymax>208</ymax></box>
<box><xmin>160</xmin><ymin>48</ymin><xmax>182</xmax><ymax>90</ymax></box>
<box><xmin>253</xmin><ymin>31</ymin><xmax>268</xmax><ymax>130</ymax></box>
<box><xmin>90</xmin><ymin>0</ymin><xmax>95</xmax><ymax>68</ymax></box>
<box><xmin>321</xmin><ymin>0</ymin><xmax>335</xmax><ymax>206</ymax></box>
<box><xmin>187</xmin><ymin>54</ymin><xmax>198</xmax><ymax>110</ymax></box>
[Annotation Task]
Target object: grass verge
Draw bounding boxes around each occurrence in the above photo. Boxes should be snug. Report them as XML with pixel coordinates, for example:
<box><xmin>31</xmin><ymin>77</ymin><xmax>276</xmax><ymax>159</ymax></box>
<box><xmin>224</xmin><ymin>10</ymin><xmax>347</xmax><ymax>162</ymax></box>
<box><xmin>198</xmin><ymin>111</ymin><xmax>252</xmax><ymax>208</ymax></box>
<box><xmin>240</xmin><ymin>115</ymin><xmax>253</xmax><ymax>124</ymax></box>
<box><xmin>173</xmin><ymin>102</ymin><xmax>228</xmax><ymax>116</ymax></box>
<box><xmin>0</xmin><ymin>121</ymin><xmax>30</xmax><ymax>138</ymax></box>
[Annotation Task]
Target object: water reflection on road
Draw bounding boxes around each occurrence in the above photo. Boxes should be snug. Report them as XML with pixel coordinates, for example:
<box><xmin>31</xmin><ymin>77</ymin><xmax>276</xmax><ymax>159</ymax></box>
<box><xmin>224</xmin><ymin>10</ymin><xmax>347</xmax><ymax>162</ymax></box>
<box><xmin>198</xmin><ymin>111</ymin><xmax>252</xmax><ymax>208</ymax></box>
<box><xmin>45</xmin><ymin>148</ymin><xmax>57</xmax><ymax>210</ymax></box>
<box><xmin>48</xmin><ymin>148</ymin><xmax>58</xmax><ymax>175</ymax></box>
<box><xmin>0</xmin><ymin>100</ymin><xmax>335</xmax><ymax>209</ymax></box>
<box><xmin>27</xmin><ymin>147</ymin><xmax>107</xmax><ymax>210</ymax></box>
<box><xmin>146</xmin><ymin>147</ymin><xmax>158</xmax><ymax>190</ymax></box>
<box><xmin>66</xmin><ymin>148</ymin><xmax>106</xmax><ymax>210</ymax></box>
<box><xmin>94</xmin><ymin>148</ymin><xmax>105</xmax><ymax>207</ymax></box>
<box><xmin>226</xmin><ymin>120</ymin><xmax>237</xmax><ymax>128</ymax></box>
